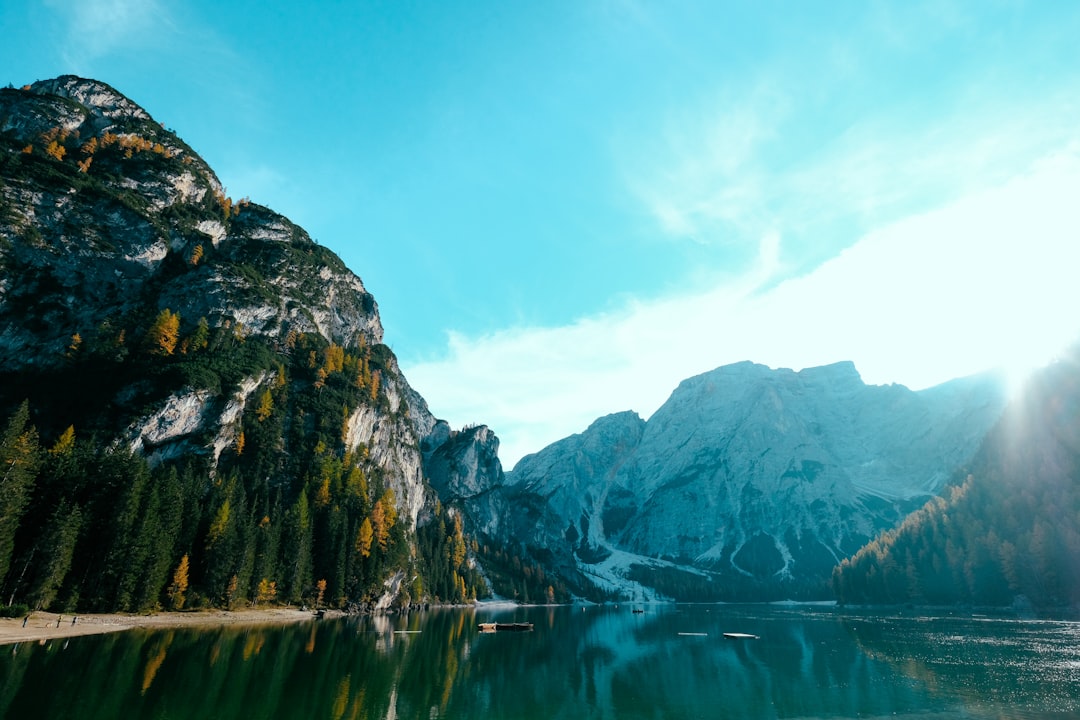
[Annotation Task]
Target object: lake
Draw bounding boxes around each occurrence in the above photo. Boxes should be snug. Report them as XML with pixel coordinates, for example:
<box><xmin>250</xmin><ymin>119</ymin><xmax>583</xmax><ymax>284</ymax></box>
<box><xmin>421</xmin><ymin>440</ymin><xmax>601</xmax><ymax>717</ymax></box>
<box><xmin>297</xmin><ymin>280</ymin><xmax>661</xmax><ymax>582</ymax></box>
<box><xmin>2</xmin><ymin>604</ymin><xmax>1079</xmax><ymax>719</ymax></box>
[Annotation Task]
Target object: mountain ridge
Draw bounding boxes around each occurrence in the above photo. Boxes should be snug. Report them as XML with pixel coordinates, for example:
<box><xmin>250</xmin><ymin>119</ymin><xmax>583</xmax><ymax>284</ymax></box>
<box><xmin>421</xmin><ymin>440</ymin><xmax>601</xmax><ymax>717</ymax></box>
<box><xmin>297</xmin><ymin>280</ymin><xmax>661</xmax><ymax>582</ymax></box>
<box><xmin>444</xmin><ymin>359</ymin><xmax>1008</xmax><ymax>601</ymax></box>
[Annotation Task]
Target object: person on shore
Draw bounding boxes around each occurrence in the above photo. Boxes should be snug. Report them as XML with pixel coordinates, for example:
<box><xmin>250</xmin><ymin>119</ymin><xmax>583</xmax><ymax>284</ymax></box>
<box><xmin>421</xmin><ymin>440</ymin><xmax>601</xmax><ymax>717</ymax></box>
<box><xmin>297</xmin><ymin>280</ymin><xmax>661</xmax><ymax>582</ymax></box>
<box><xmin>56</xmin><ymin>616</ymin><xmax>61</xmax><ymax>628</ymax></box>
<box><xmin>71</xmin><ymin>616</ymin><xmax>77</xmax><ymax>626</ymax></box>
<box><xmin>22</xmin><ymin>615</ymin><xmax>29</xmax><ymax>628</ymax></box>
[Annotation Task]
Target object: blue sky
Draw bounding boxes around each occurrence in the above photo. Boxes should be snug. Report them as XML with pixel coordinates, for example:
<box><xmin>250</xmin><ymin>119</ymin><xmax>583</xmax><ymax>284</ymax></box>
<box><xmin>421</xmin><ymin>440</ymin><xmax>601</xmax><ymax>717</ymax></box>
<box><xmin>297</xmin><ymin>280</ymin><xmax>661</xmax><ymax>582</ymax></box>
<box><xmin>4</xmin><ymin>1</ymin><xmax>1080</xmax><ymax>467</ymax></box>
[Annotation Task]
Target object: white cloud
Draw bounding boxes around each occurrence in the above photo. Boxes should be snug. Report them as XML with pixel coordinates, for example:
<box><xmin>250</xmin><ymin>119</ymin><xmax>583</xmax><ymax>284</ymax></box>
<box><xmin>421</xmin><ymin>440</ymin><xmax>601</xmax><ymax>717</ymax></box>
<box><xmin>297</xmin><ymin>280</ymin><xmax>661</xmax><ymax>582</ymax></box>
<box><xmin>405</xmin><ymin>148</ymin><xmax>1080</xmax><ymax>469</ymax></box>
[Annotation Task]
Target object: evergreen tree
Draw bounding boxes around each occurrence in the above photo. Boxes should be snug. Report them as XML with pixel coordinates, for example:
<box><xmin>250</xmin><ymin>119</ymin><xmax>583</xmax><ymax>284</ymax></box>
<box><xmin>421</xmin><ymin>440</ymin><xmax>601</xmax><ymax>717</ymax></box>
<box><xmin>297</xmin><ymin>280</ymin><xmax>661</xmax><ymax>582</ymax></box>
<box><xmin>283</xmin><ymin>492</ymin><xmax>313</xmax><ymax>604</ymax></box>
<box><xmin>28</xmin><ymin>502</ymin><xmax>81</xmax><ymax>610</ymax></box>
<box><xmin>0</xmin><ymin>402</ymin><xmax>39</xmax><ymax>591</ymax></box>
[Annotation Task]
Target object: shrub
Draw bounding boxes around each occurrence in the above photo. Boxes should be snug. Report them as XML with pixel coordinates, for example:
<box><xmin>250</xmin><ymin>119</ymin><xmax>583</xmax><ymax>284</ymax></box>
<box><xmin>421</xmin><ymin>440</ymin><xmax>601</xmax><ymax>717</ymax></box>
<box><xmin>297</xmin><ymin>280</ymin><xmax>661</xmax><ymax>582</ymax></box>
<box><xmin>0</xmin><ymin>603</ymin><xmax>30</xmax><ymax>618</ymax></box>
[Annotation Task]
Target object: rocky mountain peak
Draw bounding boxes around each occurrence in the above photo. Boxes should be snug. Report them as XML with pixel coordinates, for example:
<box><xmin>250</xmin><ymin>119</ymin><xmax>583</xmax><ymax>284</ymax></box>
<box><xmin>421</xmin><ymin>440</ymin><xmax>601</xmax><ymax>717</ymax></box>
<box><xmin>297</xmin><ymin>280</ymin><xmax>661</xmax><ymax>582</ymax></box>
<box><xmin>0</xmin><ymin>78</ymin><xmax>386</xmax><ymax>373</ymax></box>
<box><xmin>30</xmin><ymin>75</ymin><xmax>152</xmax><ymax>123</ymax></box>
<box><xmin>425</xmin><ymin>424</ymin><xmax>504</xmax><ymax>499</ymax></box>
<box><xmin>796</xmin><ymin>359</ymin><xmax>862</xmax><ymax>384</ymax></box>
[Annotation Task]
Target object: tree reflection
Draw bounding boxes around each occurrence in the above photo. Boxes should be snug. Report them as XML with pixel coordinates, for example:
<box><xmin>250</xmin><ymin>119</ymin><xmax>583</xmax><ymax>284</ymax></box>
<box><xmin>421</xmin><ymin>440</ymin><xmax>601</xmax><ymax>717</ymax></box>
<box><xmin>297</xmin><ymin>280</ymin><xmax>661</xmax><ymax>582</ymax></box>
<box><xmin>1</xmin><ymin>607</ymin><xmax>1078</xmax><ymax>718</ymax></box>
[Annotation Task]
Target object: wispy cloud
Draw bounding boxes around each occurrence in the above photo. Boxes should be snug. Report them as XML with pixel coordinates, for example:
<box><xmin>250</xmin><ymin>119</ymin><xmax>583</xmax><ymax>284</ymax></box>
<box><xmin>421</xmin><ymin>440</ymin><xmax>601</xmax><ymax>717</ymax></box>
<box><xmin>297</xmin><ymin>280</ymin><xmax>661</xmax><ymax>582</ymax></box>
<box><xmin>43</xmin><ymin>0</ymin><xmax>170</xmax><ymax>68</ymax></box>
<box><xmin>626</xmin><ymin>67</ymin><xmax>1080</xmax><ymax>282</ymax></box>
<box><xmin>405</xmin><ymin>147</ymin><xmax>1080</xmax><ymax>468</ymax></box>
<box><xmin>624</xmin><ymin>80</ymin><xmax>787</xmax><ymax>248</ymax></box>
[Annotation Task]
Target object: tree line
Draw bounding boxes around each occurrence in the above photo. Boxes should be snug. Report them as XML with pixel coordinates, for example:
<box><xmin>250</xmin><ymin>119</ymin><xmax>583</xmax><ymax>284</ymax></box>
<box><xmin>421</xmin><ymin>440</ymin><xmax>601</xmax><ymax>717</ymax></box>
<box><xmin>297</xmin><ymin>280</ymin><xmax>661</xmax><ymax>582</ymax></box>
<box><xmin>833</xmin><ymin>352</ymin><xmax>1080</xmax><ymax>610</ymax></box>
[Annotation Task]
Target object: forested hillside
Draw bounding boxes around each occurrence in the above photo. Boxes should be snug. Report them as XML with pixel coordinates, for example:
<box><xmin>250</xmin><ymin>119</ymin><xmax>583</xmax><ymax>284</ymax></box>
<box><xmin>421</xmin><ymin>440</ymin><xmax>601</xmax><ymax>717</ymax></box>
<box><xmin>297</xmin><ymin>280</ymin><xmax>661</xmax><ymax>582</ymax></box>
<box><xmin>832</xmin><ymin>349</ymin><xmax>1080</xmax><ymax>609</ymax></box>
<box><xmin>0</xmin><ymin>339</ymin><xmax>486</xmax><ymax>613</ymax></box>
<box><xmin>0</xmin><ymin>76</ymin><xmax>493</xmax><ymax>614</ymax></box>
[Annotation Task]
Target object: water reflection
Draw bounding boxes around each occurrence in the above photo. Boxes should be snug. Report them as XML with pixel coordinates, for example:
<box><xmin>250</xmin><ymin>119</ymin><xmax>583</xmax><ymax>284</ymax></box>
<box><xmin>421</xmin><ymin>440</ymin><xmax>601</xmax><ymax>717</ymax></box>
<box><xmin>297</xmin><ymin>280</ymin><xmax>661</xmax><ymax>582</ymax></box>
<box><xmin>1</xmin><ymin>606</ymin><xmax>1078</xmax><ymax>719</ymax></box>
<box><xmin>846</xmin><ymin>613</ymin><xmax>1080</xmax><ymax>715</ymax></box>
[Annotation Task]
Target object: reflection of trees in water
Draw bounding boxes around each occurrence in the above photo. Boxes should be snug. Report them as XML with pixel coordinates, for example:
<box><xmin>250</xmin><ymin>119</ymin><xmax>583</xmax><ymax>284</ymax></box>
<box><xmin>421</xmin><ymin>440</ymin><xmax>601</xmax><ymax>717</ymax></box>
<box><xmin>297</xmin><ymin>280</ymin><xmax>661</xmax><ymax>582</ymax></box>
<box><xmin>5</xmin><ymin>608</ymin><xmax>1077</xmax><ymax>718</ymax></box>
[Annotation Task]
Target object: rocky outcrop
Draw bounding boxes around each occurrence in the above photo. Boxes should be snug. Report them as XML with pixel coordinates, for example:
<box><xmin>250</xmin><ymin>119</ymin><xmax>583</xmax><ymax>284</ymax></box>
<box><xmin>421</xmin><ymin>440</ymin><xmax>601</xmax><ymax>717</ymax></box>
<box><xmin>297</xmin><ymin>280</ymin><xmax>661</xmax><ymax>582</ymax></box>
<box><xmin>424</xmin><ymin>425</ymin><xmax>509</xmax><ymax>537</ymax></box>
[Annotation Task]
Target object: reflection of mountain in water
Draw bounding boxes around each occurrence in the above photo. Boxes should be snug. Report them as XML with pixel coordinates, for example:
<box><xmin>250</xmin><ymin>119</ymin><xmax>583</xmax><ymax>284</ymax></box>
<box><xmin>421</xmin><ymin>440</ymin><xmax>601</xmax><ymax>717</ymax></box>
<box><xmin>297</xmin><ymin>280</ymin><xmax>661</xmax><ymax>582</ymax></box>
<box><xmin>534</xmin><ymin>607</ymin><xmax>932</xmax><ymax>719</ymax></box>
<box><xmin>3</xmin><ymin>607</ymin><xmax>1079</xmax><ymax>718</ymax></box>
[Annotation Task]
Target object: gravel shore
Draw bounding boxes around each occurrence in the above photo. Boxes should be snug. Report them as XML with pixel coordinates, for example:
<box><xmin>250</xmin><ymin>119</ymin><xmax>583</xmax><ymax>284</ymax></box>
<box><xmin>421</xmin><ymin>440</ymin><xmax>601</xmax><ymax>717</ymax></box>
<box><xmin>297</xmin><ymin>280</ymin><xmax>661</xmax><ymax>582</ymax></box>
<box><xmin>0</xmin><ymin>608</ymin><xmax>321</xmax><ymax>646</ymax></box>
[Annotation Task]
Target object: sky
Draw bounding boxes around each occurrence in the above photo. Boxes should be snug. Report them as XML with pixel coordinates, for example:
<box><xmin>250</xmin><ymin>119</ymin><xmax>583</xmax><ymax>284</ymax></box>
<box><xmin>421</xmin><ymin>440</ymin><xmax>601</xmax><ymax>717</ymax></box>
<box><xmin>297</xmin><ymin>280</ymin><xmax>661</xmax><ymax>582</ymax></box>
<box><xmin>3</xmin><ymin>1</ymin><xmax>1080</xmax><ymax>468</ymax></box>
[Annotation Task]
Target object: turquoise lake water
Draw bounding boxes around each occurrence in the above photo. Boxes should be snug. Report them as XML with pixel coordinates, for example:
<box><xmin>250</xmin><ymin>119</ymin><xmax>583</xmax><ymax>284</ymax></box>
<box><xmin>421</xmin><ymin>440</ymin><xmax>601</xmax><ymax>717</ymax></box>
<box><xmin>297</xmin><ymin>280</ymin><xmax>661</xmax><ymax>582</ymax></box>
<box><xmin>2</xmin><ymin>604</ymin><xmax>1079</xmax><ymax>719</ymax></box>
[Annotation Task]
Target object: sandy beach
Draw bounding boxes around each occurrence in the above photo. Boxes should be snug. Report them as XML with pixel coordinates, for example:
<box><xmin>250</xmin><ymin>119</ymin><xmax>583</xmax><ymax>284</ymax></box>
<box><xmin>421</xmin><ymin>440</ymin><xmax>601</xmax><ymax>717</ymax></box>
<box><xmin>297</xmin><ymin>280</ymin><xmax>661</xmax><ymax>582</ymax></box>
<box><xmin>0</xmin><ymin>607</ymin><xmax>324</xmax><ymax>646</ymax></box>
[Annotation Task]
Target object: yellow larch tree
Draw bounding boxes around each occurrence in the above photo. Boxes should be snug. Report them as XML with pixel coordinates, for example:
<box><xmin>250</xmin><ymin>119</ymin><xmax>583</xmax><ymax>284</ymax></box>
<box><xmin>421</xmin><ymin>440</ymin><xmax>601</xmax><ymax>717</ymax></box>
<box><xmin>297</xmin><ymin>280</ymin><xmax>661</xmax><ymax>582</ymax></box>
<box><xmin>49</xmin><ymin>425</ymin><xmax>76</xmax><ymax>456</ymax></box>
<box><xmin>145</xmin><ymin>309</ymin><xmax>180</xmax><ymax>356</ymax></box>
<box><xmin>168</xmin><ymin>555</ymin><xmax>190</xmax><ymax>609</ymax></box>
<box><xmin>356</xmin><ymin>518</ymin><xmax>374</xmax><ymax>558</ymax></box>
<box><xmin>256</xmin><ymin>388</ymin><xmax>274</xmax><ymax>422</ymax></box>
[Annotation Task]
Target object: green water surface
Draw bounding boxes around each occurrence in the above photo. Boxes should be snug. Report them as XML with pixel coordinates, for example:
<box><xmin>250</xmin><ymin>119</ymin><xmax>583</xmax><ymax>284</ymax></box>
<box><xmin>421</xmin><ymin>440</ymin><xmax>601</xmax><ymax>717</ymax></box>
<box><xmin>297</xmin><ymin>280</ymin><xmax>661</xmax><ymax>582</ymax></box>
<box><xmin>2</xmin><ymin>605</ymin><xmax>1078</xmax><ymax>719</ymax></box>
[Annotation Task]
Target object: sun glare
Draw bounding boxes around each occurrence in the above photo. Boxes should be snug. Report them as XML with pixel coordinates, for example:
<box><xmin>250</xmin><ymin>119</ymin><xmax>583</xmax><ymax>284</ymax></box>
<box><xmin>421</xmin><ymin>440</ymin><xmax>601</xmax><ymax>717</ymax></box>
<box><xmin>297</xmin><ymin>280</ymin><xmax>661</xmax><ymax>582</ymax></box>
<box><xmin>1001</xmin><ymin>362</ymin><xmax>1036</xmax><ymax>401</ymax></box>
<box><xmin>998</xmin><ymin>339</ymin><xmax>1072</xmax><ymax>401</ymax></box>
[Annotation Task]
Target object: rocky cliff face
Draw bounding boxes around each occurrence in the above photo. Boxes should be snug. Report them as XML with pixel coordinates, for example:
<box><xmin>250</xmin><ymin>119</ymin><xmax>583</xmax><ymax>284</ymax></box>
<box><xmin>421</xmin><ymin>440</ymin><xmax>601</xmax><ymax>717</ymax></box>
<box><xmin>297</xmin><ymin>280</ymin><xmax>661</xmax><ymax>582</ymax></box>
<box><xmin>423</xmin><ymin>424</ymin><xmax>509</xmax><ymax>536</ymax></box>
<box><xmin>0</xmin><ymin>76</ymin><xmax>437</xmax><ymax>531</ymax></box>
<box><xmin>0</xmin><ymin>77</ymin><xmax>381</xmax><ymax>370</ymax></box>
<box><xmin>452</xmin><ymin>361</ymin><xmax>1007</xmax><ymax>600</ymax></box>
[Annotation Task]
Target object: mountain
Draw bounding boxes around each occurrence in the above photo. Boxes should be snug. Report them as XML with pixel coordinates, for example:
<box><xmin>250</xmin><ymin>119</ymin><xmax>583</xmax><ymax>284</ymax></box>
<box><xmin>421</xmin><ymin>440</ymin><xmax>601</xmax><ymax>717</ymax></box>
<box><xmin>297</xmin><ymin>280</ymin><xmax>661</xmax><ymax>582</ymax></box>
<box><xmin>832</xmin><ymin>348</ymin><xmax>1080</xmax><ymax>610</ymax></box>
<box><xmin>438</xmin><ymin>361</ymin><xmax>1008</xmax><ymax>601</ymax></box>
<box><xmin>0</xmin><ymin>76</ymin><xmax>486</xmax><ymax>612</ymax></box>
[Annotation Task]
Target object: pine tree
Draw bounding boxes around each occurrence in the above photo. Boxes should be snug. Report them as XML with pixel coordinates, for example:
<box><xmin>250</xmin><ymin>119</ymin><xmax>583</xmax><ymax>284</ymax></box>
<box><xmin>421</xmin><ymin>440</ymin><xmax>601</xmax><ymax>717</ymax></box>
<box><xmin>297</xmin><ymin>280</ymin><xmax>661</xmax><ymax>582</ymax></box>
<box><xmin>29</xmin><ymin>503</ymin><xmax>82</xmax><ymax>610</ymax></box>
<box><xmin>284</xmin><ymin>493</ymin><xmax>312</xmax><ymax>604</ymax></box>
<box><xmin>0</xmin><ymin>402</ymin><xmax>40</xmax><ymax>590</ymax></box>
<box><xmin>189</xmin><ymin>317</ymin><xmax>210</xmax><ymax>352</ymax></box>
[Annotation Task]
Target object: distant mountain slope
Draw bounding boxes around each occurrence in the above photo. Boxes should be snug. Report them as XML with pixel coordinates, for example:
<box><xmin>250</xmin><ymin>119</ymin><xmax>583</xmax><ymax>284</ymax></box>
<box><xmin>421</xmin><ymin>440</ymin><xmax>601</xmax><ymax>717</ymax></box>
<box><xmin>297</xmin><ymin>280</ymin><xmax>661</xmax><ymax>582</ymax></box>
<box><xmin>441</xmin><ymin>361</ymin><xmax>1007</xmax><ymax>601</ymax></box>
<box><xmin>833</xmin><ymin>348</ymin><xmax>1080</xmax><ymax>609</ymax></box>
<box><xmin>0</xmin><ymin>76</ymin><xmax>487</xmax><ymax>612</ymax></box>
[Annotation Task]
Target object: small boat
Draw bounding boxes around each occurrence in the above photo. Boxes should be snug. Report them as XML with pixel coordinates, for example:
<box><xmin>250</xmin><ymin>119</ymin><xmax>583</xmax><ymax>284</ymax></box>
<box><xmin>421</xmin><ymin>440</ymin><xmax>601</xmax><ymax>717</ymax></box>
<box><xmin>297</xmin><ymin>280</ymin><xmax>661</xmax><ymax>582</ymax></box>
<box><xmin>632</xmin><ymin>609</ymin><xmax>645</xmax><ymax>614</ymax></box>
<box><xmin>722</xmin><ymin>632</ymin><xmax>758</xmax><ymax>640</ymax></box>
<box><xmin>478</xmin><ymin>622</ymin><xmax>534</xmax><ymax>632</ymax></box>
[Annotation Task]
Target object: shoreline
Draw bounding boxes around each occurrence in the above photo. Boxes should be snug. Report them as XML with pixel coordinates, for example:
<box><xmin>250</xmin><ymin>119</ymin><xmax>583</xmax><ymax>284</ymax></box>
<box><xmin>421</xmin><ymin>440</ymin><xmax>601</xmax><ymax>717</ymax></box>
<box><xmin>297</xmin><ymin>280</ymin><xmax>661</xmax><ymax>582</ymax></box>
<box><xmin>0</xmin><ymin>607</ymin><xmax>325</xmax><ymax>646</ymax></box>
